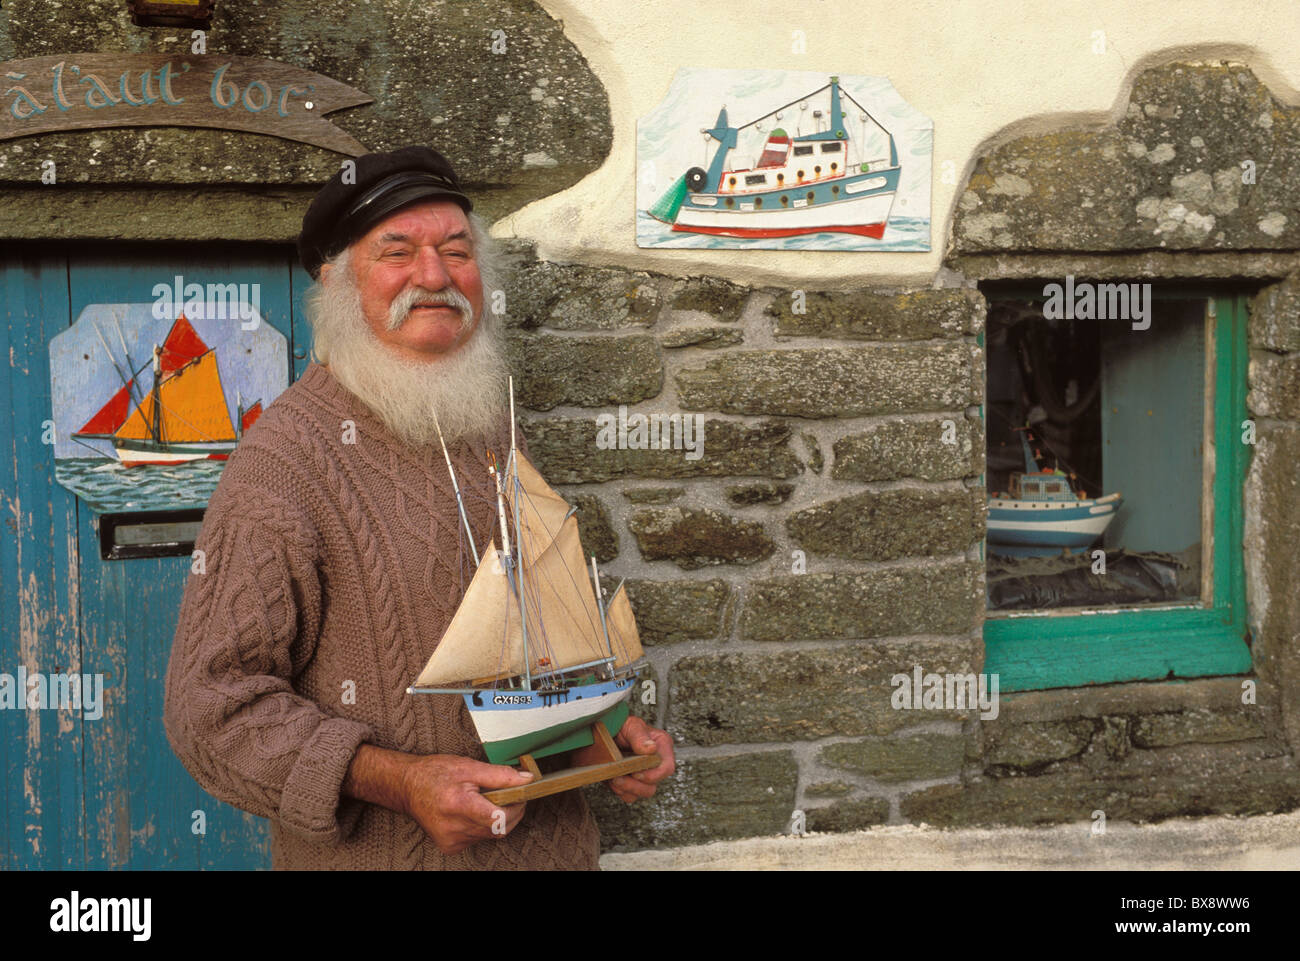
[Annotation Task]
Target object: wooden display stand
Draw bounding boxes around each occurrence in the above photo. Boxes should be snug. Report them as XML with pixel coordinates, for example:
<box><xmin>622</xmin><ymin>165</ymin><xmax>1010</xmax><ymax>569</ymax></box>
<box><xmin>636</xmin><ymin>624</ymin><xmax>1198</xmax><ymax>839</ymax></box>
<box><xmin>482</xmin><ymin>723</ymin><xmax>661</xmax><ymax>806</ymax></box>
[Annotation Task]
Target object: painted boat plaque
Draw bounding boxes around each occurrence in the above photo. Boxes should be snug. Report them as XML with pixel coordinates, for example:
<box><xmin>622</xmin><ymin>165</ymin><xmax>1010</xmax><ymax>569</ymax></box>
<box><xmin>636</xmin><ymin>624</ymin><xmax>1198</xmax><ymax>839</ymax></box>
<box><xmin>638</xmin><ymin>68</ymin><xmax>931</xmax><ymax>250</ymax></box>
<box><xmin>48</xmin><ymin>301</ymin><xmax>287</xmax><ymax>514</ymax></box>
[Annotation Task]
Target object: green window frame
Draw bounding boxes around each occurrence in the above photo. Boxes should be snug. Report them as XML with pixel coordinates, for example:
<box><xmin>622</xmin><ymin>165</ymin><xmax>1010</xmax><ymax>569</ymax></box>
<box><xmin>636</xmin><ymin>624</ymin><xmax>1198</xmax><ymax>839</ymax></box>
<box><xmin>980</xmin><ymin>285</ymin><xmax>1253</xmax><ymax>693</ymax></box>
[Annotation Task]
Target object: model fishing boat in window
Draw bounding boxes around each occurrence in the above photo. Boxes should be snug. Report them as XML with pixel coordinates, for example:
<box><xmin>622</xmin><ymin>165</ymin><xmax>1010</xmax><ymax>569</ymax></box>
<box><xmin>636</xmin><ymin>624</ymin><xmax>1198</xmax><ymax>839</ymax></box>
<box><xmin>408</xmin><ymin>381</ymin><xmax>658</xmax><ymax>800</ymax></box>
<box><xmin>987</xmin><ymin>427</ymin><xmax>1123</xmax><ymax>558</ymax></box>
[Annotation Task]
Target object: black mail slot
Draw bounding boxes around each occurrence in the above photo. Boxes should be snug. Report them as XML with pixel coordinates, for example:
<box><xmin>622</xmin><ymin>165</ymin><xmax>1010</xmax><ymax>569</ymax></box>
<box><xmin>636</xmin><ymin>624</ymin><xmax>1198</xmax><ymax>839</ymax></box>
<box><xmin>98</xmin><ymin>508</ymin><xmax>205</xmax><ymax>561</ymax></box>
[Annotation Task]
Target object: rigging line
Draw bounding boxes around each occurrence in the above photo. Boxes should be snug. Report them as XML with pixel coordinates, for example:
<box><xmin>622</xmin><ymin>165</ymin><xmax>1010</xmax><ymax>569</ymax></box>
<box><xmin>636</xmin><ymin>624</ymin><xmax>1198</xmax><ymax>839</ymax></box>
<box><xmin>68</xmin><ymin>435</ymin><xmax>118</xmax><ymax>460</ymax></box>
<box><xmin>514</xmin><ymin>506</ymin><xmax>606</xmax><ymax>661</ymax></box>
<box><xmin>519</xmin><ymin>540</ymin><xmax>606</xmax><ymax>664</ymax></box>
<box><xmin>605</xmin><ymin>579</ymin><xmax>633</xmax><ymax>658</ymax></box>
<box><xmin>838</xmin><ymin>88</ymin><xmax>890</xmax><ymax>138</ymax></box>
<box><xmin>89</xmin><ymin>318</ymin><xmax>134</xmax><ymax>398</ymax></box>
<box><xmin>491</xmin><ymin>549</ymin><xmax>522</xmax><ymax>688</ymax></box>
<box><xmin>502</xmin><ymin>453</ymin><xmax>607</xmax><ymax>661</ymax></box>
<box><xmin>493</xmin><ymin>572</ymin><xmax>509</xmax><ymax>688</ymax></box>
<box><xmin>517</xmin><ymin>568</ymin><xmax>560</xmax><ymax>672</ymax></box>
<box><xmin>498</xmin><ymin>553</ymin><xmax>536</xmax><ymax>684</ymax></box>
<box><xmin>839</xmin><ymin>90</ymin><xmax>897</xmax><ymax>166</ymax></box>
<box><xmin>733</xmin><ymin>82</ymin><xmax>833</xmax><ymax>133</ymax></box>
<box><xmin>131</xmin><ymin>350</ymin><xmax>239</xmax><ymax>444</ymax></box>
<box><xmin>514</xmin><ymin>487</ymin><xmax>609</xmax><ymax>645</ymax></box>
<box><xmin>95</xmin><ymin>344</ymin><xmax>230</xmax><ymax>446</ymax></box>
<box><xmin>137</xmin><ymin>387</ymin><xmax>232</xmax><ymax>445</ymax></box>
<box><xmin>522</xmin><ymin>539</ymin><xmax>606</xmax><ymax>664</ymax></box>
<box><xmin>1027</xmin><ymin>430</ymin><xmax>1103</xmax><ymax>493</ymax></box>
<box><xmin>511</xmin><ymin>535</ymin><xmax>556</xmax><ymax>663</ymax></box>
<box><xmin>512</xmin><ymin>511</ymin><xmax>571</xmax><ymax>667</ymax></box>
<box><xmin>108</xmin><ymin>310</ymin><xmax>146</xmax><ymax>407</ymax></box>
<box><xmin>988</xmin><ymin>407</ymin><xmax>1104</xmax><ymax>492</ymax></box>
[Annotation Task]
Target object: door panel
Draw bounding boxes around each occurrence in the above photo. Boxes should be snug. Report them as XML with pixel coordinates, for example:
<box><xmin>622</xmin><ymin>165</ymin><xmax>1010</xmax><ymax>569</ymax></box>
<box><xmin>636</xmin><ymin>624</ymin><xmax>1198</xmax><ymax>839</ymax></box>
<box><xmin>0</xmin><ymin>250</ymin><xmax>83</xmax><ymax>870</ymax></box>
<box><xmin>2</xmin><ymin>244</ymin><xmax>309</xmax><ymax>869</ymax></box>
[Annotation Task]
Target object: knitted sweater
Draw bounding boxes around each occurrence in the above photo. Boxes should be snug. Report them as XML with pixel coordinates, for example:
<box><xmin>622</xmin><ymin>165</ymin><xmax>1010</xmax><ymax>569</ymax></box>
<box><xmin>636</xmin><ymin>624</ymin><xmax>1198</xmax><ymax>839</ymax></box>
<box><xmin>163</xmin><ymin>361</ymin><xmax>601</xmax><ymax>870</ymax></box>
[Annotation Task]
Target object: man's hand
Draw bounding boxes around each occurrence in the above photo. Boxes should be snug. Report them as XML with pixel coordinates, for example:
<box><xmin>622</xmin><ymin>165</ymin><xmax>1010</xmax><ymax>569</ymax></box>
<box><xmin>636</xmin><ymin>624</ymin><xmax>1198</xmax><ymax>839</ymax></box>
<box><xmin>344</xmin><ymin>745</ymin><xmax>533</xmax><ymax>855</ymax></box>
<box><xmin>572</xmin><ymin>715</ymin><xmax>675</xmax><ymax>804</ymax></box>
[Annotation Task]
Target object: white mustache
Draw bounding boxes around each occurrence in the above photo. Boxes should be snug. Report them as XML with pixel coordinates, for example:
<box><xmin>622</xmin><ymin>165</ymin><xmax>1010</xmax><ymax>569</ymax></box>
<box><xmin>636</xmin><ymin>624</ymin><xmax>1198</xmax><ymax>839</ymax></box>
<box><xmin>386</xmin><ymin>286</ymin><xmax>474</xmax><ymax>332</ymax></box>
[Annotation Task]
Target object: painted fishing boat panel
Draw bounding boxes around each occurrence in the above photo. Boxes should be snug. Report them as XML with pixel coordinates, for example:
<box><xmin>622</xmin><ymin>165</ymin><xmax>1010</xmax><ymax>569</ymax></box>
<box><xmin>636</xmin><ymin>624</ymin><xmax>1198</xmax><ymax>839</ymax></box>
<box><xmin>637</xmin><ymin>69</ymin><xmax>931</xmax><ymax>250</ymax></box>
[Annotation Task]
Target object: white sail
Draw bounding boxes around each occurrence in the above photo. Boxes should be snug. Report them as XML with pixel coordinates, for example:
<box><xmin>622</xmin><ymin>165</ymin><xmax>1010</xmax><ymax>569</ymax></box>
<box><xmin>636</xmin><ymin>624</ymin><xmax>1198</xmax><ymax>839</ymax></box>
<box><xmin>604</xmin><ymin>581</ymin><xmax>644</xmax><ymax>668</ymax></box>
<box><xmin>413</xmin><ymin>545</ymin><xmax>525</xmax><ymax>686</ymax></box>
<box><xmin>519</xmin><ymin>513</ymin><xmax>610</xmax><ymax>672</ymax></box>
<box><xmin>510</xmin><ymin>452</ymin><xmax>572</xmax><ymax>566</ymax></box>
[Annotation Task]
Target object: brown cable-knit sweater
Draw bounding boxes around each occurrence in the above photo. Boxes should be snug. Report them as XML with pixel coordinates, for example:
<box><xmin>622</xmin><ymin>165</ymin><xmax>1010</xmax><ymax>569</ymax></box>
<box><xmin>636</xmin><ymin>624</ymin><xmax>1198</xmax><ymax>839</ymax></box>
<box><xmin>163</xmin><ymin>361</ymin><xmax>601</xmax><ymax>869</ymax></box>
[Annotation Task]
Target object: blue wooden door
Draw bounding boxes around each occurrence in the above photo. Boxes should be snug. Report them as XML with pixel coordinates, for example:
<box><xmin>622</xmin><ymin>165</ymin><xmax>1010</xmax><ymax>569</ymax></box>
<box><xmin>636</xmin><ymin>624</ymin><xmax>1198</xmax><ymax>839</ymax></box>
<box><xmin>1</xmin><ymin>244</ymin><xmax>314</xmax><ymax>869</ymax></box>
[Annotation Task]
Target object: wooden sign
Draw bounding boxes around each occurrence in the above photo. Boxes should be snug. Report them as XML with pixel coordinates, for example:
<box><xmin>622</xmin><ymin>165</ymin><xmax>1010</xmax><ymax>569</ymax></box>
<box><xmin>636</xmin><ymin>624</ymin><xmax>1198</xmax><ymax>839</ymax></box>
<box><xmin>1</xmin><ymin>54</ymin><xmax>372</xmax><ymax>155</ymax></box>
<box><xmin>129</xmin><ymin>0</ymin><xmax>215</xmax><ymax>27</ymax></box>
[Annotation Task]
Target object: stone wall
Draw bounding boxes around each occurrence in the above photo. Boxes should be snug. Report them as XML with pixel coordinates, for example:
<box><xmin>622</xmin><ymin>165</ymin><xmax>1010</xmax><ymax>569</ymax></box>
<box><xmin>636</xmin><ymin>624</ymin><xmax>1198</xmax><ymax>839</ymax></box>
<box><xmin>498</xmin><ymin>226</ymin><xmax>1300</xmax><ymax>849</ymax></box>
<box><xmin>521</xmin><ymin>61</ymin><xmax>1300</xmax><ymax>851</ymax></box>
<box><xmin>503</xmin><ymin>249</ymin><xmax>988</xmax><ymax>846</ymax></box>
<box><xmin>0</xmin><ymin>0</ymin><xmax>612</xmax><ymax>235</ymax></box>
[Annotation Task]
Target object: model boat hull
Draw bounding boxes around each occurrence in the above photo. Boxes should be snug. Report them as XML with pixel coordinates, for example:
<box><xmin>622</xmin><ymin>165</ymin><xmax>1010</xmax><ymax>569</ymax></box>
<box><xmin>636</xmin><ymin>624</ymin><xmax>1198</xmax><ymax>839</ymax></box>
<box><xmin>466</xmin><ymin>676</ymin><xmax>636</xmax><ymax>765</ymax></box>
<box><xmin>987</xmin><ymin>492</ymin><xmax>1124</xmax><ymax>557</ymax></box>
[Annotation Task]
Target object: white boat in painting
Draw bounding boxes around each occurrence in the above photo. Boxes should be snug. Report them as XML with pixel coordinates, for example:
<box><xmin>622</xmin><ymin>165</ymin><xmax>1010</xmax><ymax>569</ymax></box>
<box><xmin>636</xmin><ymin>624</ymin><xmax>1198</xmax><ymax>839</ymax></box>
<box><xmin>408</xmin><ymin>382</ymin><xmax>646</xmax><ymax>766</ymax></box>
<box><xmin>648</xmin><ymin>75</ymin><xmax>901</xmax><ymax>239</ymax></box>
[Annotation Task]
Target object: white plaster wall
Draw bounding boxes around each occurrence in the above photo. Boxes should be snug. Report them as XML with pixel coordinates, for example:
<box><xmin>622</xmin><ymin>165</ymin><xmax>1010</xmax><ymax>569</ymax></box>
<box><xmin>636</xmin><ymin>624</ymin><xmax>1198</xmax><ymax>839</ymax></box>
<box><xmin>494</xmin><ymin>0</ymin><xmax>1300</xmax><ymax>287</ymax></box>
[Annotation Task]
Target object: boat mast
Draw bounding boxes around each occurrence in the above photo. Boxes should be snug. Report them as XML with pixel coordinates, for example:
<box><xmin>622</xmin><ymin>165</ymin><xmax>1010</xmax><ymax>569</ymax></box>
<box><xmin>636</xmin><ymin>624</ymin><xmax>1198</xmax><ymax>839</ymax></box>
<box><xmin>590</xmin><ymin>555</ymin><xmax>614</xmax><ymax>660</ymax></box>
<box><xmin>149</xmin><ymin>344</ymin><xmax>163</xmax><ymax>444</ymax></box>
<box><xmin>433</xmin><ymin>413</ymin><xmax>480</xmax><ymax>567</ymax></box>
<box><xmin>488</xmin><ymin>449</ymin><xmax>529</xmax><ymax>690</ymax></box>
<box><xmin>504</xmin><ymin>376</ymin><xmax>534</xmax><ymax>690</ymax></box>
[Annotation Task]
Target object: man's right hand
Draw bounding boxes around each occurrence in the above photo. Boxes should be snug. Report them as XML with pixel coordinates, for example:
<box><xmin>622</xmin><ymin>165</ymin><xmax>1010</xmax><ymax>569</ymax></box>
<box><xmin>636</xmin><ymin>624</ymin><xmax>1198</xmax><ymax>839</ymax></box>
<box><xmin>397</xmin><ymin>753</ymin><xmax>532</xmax><ymax>855</ymax></box>
<box><xmin>343</xmin><ymin>744</ymin><xmax>534</xmax><ymax>855</ymax></box>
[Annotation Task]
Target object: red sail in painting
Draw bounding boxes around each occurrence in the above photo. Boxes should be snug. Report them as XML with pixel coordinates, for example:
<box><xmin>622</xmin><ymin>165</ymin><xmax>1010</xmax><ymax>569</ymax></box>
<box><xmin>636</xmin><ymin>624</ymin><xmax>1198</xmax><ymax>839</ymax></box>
<box><xmin>158</xmin><ymin>313</ymin><xmax>208</xmax><ymax>378</ymax></box>
<box><xmin>73</xmin><ymin>313</ymin><xmax>208</xmax><ymax>437</ymax></box>
<box><xmin>76</xmin><ymin>378</ymin><xmax>136</xmax><ymax>435</ymax></box>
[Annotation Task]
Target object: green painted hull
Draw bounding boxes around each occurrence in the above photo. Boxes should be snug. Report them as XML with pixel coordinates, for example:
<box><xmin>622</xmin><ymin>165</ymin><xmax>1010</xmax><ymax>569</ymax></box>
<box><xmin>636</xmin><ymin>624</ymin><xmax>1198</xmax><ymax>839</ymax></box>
<box><xmin>483</xmin><ymin>700</ymin><xmax>630</xmax><ymax>766</ymax></box>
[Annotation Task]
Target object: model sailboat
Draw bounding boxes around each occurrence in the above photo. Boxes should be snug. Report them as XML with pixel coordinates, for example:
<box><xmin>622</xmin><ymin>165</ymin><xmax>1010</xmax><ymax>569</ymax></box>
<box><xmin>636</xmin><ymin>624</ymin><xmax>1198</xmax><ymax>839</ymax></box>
<box><xmin>408</xmin><ymin>380</ymin><xmax>658</xmax><ymax>799</ymax></box>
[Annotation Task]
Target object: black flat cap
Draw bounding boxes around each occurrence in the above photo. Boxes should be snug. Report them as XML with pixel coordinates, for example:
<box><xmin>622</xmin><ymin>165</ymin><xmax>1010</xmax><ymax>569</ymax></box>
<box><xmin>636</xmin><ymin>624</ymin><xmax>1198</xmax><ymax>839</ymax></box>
<box><xmin>298</xmin><ymin>145</ymin><xmax>473</xmax><ymax>280</ymax></box>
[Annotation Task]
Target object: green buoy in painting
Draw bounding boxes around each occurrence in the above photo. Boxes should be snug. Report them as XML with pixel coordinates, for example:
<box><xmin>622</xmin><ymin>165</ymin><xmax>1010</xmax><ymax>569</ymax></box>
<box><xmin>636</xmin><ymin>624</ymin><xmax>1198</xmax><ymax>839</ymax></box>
<box><xmin>648</xmin><ymin>173</ymin><xmax>688</xmax><ymax>224</ymax></box>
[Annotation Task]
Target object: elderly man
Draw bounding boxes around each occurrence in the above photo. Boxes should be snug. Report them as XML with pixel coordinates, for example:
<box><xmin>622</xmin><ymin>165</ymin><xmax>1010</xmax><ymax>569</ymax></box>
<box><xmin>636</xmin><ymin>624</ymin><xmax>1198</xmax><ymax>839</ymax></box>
<box><xmin>164</xmin><ymin>146</ymin><xmax>674</xmax><ymax>870</ymax></box>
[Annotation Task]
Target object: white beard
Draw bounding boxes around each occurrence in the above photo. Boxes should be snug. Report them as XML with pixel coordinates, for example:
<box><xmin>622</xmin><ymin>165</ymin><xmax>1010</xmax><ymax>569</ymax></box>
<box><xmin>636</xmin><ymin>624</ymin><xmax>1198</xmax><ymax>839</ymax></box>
<box><xmin>305</xmin><ymin>254</ymin><xmax>510</xmax><ymax>450</ymax></box>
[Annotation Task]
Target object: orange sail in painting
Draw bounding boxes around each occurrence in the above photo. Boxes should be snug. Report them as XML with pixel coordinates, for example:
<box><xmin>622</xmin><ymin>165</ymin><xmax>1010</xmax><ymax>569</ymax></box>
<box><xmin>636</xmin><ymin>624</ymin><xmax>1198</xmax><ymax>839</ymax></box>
<box><xmin>114</xmin><ymin>351</ymin><xmax>237</xmax><ymax>445</ymax></box>
<box><xmin>73</xmin><ymin>314</ymin><xmax>262</xmax><ymax>468</ymax></box>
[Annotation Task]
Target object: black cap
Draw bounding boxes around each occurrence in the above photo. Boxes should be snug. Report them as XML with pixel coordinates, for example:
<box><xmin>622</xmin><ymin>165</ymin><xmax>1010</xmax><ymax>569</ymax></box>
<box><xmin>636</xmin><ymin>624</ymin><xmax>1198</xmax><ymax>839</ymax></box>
<box><xmin>298</xmin><ymin>145</ymin><xmax>473</xmax><ymax>280</ymax></box>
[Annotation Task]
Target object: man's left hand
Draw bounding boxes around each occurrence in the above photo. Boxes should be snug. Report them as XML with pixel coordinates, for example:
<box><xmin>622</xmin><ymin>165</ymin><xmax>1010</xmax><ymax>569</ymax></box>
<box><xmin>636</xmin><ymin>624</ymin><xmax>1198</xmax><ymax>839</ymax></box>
<box><xmin>573</xmin><ymin>715</ymin><xmax>675</xmax><ymax>803</ymax></box>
